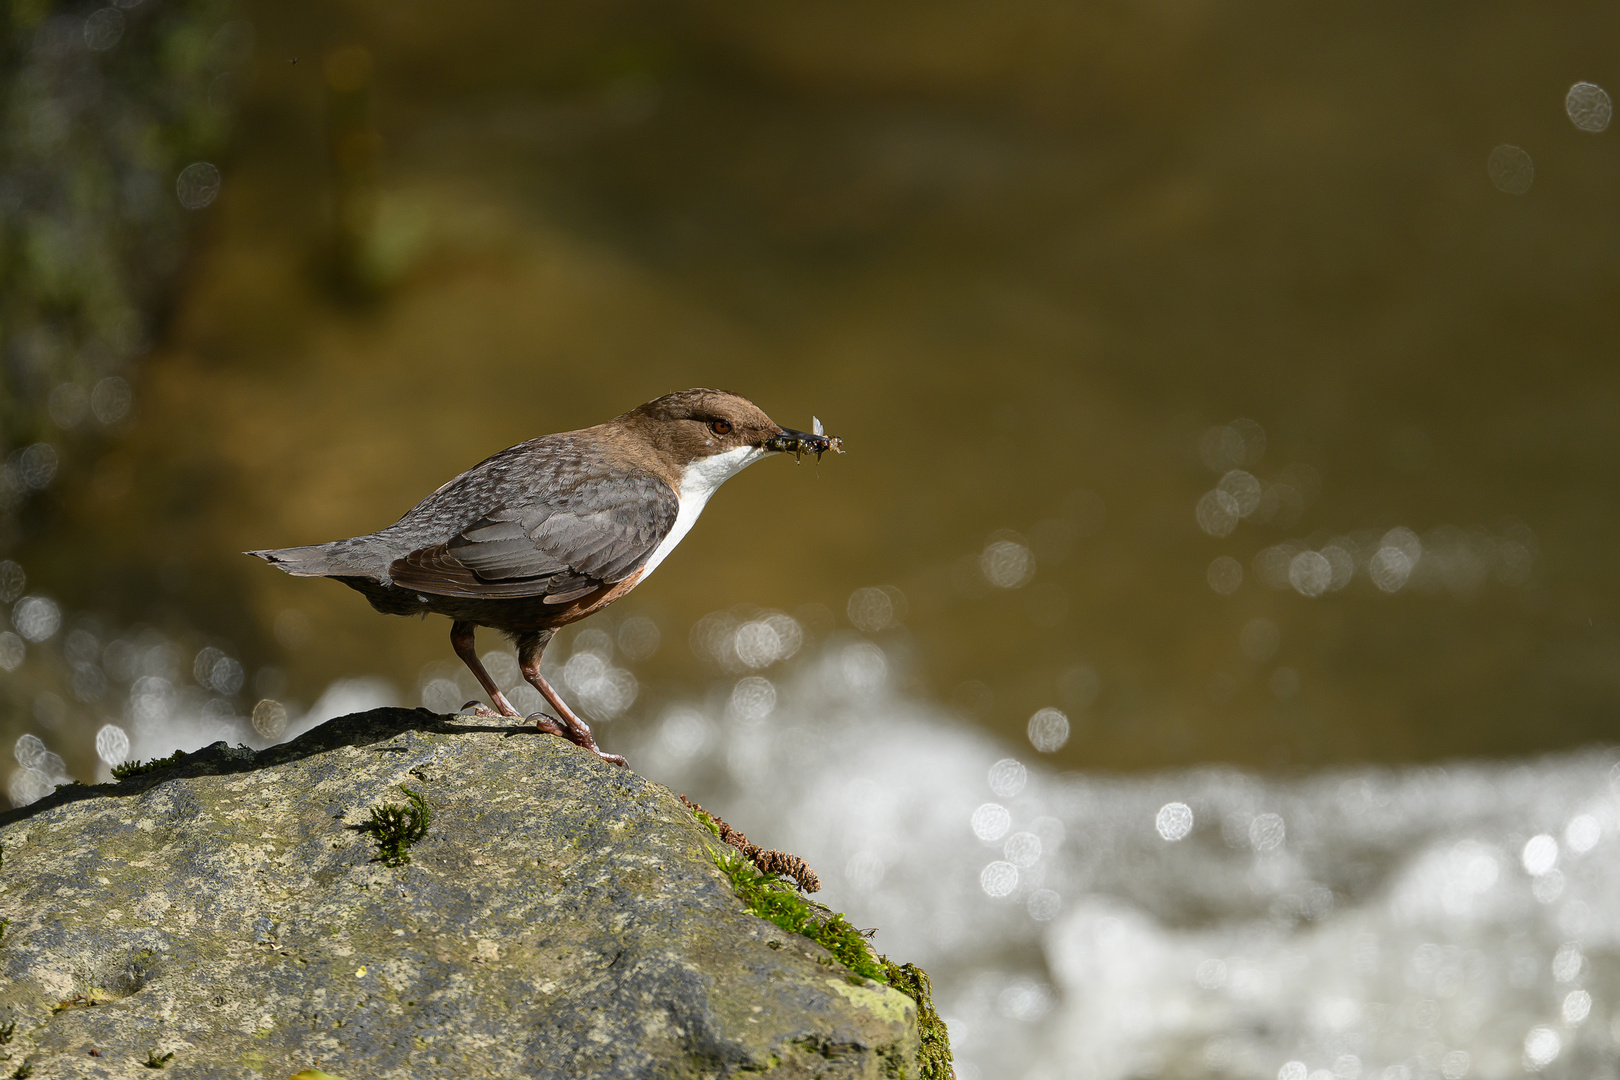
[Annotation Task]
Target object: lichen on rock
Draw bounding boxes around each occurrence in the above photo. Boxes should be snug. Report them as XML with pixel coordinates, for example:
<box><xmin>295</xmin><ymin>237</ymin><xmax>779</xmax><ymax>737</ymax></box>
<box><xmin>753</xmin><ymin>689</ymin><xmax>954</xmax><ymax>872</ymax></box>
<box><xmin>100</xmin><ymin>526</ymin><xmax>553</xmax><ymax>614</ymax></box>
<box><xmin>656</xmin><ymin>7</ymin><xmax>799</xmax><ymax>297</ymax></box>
<box><xmin>0</xmin><ymin>708</ymin><xmax>929</xmax><ymax>1078</ymax></box>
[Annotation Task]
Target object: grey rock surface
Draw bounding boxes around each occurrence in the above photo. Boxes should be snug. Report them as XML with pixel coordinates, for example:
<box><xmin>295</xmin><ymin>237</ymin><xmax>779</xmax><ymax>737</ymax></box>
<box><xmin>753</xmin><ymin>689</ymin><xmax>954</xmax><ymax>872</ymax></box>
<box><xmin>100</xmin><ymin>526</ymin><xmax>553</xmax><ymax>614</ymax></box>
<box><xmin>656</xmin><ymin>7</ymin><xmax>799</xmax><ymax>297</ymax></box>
<box><xmin>0</xmin><ymin>708</ymin><xmax>919</xmax><ymax>1078</ymax></box>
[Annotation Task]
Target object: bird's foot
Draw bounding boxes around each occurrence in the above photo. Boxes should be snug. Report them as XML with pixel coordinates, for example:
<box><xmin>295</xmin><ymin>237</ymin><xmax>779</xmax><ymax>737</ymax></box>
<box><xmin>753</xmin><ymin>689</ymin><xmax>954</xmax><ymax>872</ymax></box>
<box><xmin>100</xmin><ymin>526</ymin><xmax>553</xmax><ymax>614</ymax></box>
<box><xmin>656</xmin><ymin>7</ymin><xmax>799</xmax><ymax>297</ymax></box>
<box><xmin>462</xmin><ymin>700</ymin><xmax>502</xmax><ymax>719</ymax></box>
<box><xmin>525</xmin><ymin>711</ymin><xmax>569</xmax><ymax>738</ymax></box>
<box><xmin>525</xmin><ymin>712</ymin><xmax>628</xmax><ymax>768</ymax></box>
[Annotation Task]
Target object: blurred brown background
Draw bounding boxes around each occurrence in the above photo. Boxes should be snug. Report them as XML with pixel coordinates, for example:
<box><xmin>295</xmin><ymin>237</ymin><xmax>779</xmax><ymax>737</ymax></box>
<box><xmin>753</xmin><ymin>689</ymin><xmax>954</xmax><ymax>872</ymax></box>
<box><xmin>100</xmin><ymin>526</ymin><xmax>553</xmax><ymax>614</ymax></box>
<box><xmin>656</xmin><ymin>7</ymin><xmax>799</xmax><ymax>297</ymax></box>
<box><xmin>8</xmin><ymin>0</ymin><xmax>1620</xmax><ymax>781</ymax></box>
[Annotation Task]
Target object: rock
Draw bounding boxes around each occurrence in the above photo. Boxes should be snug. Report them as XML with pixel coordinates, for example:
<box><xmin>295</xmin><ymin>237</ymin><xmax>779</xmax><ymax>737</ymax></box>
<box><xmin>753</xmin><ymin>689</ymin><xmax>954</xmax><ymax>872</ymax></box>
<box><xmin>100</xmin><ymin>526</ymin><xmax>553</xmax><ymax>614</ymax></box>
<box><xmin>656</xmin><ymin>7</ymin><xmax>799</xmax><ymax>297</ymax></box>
<box><xmin>0</xmin><ymin>709</ymin><xmax>923</xmax><ymax>1078</ymax></box>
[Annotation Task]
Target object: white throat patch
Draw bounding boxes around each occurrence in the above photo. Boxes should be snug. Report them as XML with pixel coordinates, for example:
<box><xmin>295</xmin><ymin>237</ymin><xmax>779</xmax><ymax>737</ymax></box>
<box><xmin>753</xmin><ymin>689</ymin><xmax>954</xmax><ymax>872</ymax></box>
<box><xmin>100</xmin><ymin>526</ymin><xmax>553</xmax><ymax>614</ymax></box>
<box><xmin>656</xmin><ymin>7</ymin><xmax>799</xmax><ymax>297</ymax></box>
<box><xmin>639</xmin><ymin>445</ymin><xmax>766</xmax><ymax>581</ymax></box>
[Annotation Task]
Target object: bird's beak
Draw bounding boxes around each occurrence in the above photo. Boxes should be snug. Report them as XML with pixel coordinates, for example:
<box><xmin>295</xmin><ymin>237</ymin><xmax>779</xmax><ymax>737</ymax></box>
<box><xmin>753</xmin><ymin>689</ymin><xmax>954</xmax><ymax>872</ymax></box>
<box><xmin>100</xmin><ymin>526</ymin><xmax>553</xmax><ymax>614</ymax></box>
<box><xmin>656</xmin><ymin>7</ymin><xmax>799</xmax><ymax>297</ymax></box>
<box><xmin>764</xmin><ymin>425</ymin><xmax>844</xmax><ymax>461</ymax></box>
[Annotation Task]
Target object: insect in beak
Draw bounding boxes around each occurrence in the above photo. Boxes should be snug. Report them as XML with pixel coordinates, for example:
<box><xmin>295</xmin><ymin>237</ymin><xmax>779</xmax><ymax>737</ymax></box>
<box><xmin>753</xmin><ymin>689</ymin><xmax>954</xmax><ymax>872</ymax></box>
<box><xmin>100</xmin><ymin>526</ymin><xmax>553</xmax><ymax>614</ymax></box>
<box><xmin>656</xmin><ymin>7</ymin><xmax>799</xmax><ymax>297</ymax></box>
<box><xmin>765</xmin><ymin>420</ymin><xmax>844</xmax><ymax>462</ymax></box>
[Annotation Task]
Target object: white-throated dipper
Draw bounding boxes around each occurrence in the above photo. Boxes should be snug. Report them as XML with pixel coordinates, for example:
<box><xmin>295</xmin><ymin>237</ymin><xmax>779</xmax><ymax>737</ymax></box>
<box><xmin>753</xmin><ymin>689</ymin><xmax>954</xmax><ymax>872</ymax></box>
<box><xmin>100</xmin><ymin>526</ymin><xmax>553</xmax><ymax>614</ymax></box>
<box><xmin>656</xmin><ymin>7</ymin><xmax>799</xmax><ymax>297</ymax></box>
<box><xmin>248</xmin><ymin>388</ymin><xmax>841</xmax><ymax>767</ymax></box>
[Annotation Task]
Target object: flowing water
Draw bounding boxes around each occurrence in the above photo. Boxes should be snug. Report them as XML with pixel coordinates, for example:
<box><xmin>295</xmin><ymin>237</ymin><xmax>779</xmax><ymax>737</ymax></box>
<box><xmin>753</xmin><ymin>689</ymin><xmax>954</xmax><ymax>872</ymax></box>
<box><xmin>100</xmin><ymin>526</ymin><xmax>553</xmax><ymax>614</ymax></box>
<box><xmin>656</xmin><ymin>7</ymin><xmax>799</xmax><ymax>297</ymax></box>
<box><xmin>6</xmin><ymin>1</ymin><xmax>1620</xmax><ymax>1076</ymax></box>
<box><xmin>655</xmin><ymin>641</ymin><xmax>1620</xmax><ymax>1080</ymax></box>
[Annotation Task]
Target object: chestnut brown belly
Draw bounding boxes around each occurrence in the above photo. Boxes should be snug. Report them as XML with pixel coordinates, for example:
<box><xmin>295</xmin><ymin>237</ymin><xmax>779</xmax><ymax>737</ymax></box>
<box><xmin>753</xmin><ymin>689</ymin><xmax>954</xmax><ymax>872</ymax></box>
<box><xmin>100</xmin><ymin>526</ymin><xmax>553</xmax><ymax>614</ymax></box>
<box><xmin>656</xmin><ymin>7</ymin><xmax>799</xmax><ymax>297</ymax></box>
<box><xmin>338</xmin><ymin>569</ymin><xmax>645</xmax><ymax>634</ymax></box>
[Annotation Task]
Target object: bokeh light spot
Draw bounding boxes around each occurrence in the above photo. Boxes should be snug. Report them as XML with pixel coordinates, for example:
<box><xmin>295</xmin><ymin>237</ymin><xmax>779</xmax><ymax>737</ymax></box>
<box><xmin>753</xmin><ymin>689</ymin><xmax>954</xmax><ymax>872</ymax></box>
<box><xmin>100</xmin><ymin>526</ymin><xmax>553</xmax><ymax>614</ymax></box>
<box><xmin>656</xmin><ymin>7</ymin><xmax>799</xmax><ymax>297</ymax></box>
<box><xmin>1322</xmin><ymin>544</ymin><xmax>1355</xmax><ymax>591</ymax></box>
<box><xmin>1027</xmin><ymin>888</ymin><xmax>1061</xmax><ymax>921</ymax></box>
<box><xmin>996</xmin><ymin>978</ymin><xmax>1052</xmax><ymax>1021</ymax></box>
<box><xmin>1562</xmin><ymin>989</ymin><xmax>1591</xmax><ymax>1025</ymax></box>
<box><xmin>1564</xmin><ymin>813</ymin><xmax>1600</xmax><ymax>853</ymax></box>
<box><xmin>1201</xmin><ymin>421</ymin><xmax>1265</xmax><ymax>471</ymax></box>
<box><xmin>1521</xmin><ymin>834</ymin><xmax>1557</xmax><ymax>875</ymax></box>
<box><xmin>47</xmin><ymin>383</ymin><xmax>88</xmax><ymax>429</ymax></box>
<box><xmin>252</xmin><ymin>699</ymin><xmax>288</xmax><ymax>739</ymax></box>
<box><xmin>1523</xmin><ymin>1026</ymin><xmax>1560</xmax><ymax>1070</ymax></box>
<box><xmin>1289</xmin><ymin>551</ymin><xmax>1333</xmax><ymax>597</ymax></box>
<box><xmin>1219</xmin><ymin>470</ymin><xmax>1263</xmax><ymax>517</ymax></box>
<box><xmin>91</xmin><ymin>377</ymin><xmax>132</xmax><ymax>424</ymax></box>
<box><xmin>658</xmin><ymin>707</ymin><xmax>710</xmax><ymax>761</ymax></box>
<box><xmin>563</xmin><ymin>651</ymin><xmax>638</xmax><ymax>719</ymax></box>
<box><xmin>1488</xmin><ymin>145</ymin><xmax>1533</xmax><ymax>195</ymax></box>
<box><xmin>980</xmin><ymin>860</ymin><xmax>1018</xmax><ymax>898</ymax></box>
<box><xmin>94</xmin><ymin>723</ymin><xmax>130</xmax><ymax>765</ymax></box>
<box><xmin>1004</xmin><ymin>831</ymin><xmax>1042</xmax><ymax>867</ymax></box>
<box><xmin>17</xmin><ymin>443</ymin><xmax>58</xmax><ymax>489</ymax></box>
<box><xmin>735</xmin><ymin>621</ymin><xmax>784</xmax><ymax>668</ymax></box>
<box><xmin>840</xmin><ymin>642</ymin><xmax>888</xmax><ymax>693</ymax></box>
<box><xmin>613</xmin><ymin>617</ymin><xmax>658</xmax><ymax>662</ymax></box>
<box><xmin>847</xmin><ymin>587</ymin><xmax>897</xmax><ymax>632</ymax></box>
<box><xmin>0</xmin><ymin>561</ymin><xmax>24</xmax><ymax>603</ymax></box>
<box><xmin>988</xmin><ymin>758</ymin><xmax>1027</xmax><ymax>797</ymax></box>
<box><xmin>981</xmin><ymin>539</ymin><xmax>1035</xmax><ymax>589</ymax></box>
<box><xmin>420</xmin><ymin>678</ymin><xmax>461</xmax><ymax>714</ymax></box>
<box><xmin>0</xmin><ymin>632</ymin><xmax>23</xmax><ymax>672</ymax></box>
<box><xmin>1249</xmin><ymin>812</ymin><xmax>1286</xmax><ymax>852</ymax></box>
<box><xmin>1552</xmin><ymin>942</ymin><xmax>1582</xmax><ymax>983</ymax></box>
<box><xmin>1026</xmin><ymin>707</ymin><xmax>1069</xmax><ymax>753</ymax></box>
<box><xmin>971</xmin><ymin>803</ymin><xmax>1012</xmax><ymax>842</ymax></box>
<box><xmin>1197</xmin><ymin>489</ymin><xmax>1241</xmax><ymax>537</ymax></box>
<box><xmin>1208</xmin><ymin>555</ymin><xmax>1243</xmax><ymax>595</ymax></box>
<box><xmin>727</xmin><ymin>676</ymin><xmax>777</xmax><ymax>724</ymax></box>
<box><xmin>1156</xmin><ymin>801</ymin><xmax>1194</xmax><ymax>841</ymax></box>
<box><xmin>177</xmin><ymin>162</ymin><xmax>222</xmax><ymax>209</ymax></box>
<box><xmin>13</xmin><ymin>596</ymin><xmax>61</xmax><ymax>642</ymax></box>
<box><xmin>1369</xmin><ymin>547</ymin><xmax>1413</xmax><ymax>593</ymax></box>
<box><xmin>1566</xmin><ymin>82</ymin><xmax>1612</xmax><ymax>132</ymax></box>
<box><xmin>84</xmin><ymin>7</ymin><xmax>125</xmax><ymax>50</ymax></box>
<box><xmin>1532</xmin><ymin>869</ymin><xmax>1564</xmax><ymax>903</ymax></box>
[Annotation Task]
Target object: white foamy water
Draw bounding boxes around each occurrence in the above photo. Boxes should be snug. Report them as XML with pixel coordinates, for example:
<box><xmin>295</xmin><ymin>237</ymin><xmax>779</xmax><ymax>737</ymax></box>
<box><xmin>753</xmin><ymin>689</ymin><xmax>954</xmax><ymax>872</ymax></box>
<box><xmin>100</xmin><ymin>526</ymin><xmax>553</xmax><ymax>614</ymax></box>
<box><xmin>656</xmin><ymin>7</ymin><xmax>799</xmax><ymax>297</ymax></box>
<box><xmin>629</xmin><ymin>637</ymin><xmax>1620</xmax><ymax>1080</ymax></box>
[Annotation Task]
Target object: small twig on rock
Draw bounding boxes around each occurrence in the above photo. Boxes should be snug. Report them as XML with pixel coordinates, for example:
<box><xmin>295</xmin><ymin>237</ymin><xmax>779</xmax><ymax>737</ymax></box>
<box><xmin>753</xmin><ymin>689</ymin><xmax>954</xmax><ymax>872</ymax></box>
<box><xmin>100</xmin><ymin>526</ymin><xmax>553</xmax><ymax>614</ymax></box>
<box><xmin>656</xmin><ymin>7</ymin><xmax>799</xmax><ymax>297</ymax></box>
<box><xmin>679</xmin><ymin>795</ymin><xmax>821</xmax><ymax>893</ymax></box>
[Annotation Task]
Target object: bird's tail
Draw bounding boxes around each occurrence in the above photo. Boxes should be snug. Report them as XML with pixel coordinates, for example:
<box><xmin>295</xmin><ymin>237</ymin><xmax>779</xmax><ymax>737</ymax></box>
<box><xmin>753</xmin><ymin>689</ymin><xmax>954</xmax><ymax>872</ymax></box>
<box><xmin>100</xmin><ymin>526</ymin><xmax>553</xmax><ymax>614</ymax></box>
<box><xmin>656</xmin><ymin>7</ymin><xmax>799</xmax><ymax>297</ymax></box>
<box><xmin>246</xmin><ymin>543</ymin><xmax>354</xmax><ymax>578</ymax></box>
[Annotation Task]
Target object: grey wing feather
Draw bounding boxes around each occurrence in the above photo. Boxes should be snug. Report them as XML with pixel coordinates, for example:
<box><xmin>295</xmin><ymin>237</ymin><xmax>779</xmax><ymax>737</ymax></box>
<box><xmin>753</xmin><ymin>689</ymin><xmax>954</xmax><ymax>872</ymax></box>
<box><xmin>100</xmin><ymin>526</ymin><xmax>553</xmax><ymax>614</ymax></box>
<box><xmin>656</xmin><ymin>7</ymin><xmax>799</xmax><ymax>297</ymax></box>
<box><xmin>445</xmin><ymin>512</ymin><xmax>567</xmax><ymax>580</ymax></box>
<box><xmin>389</xmin><ymin>474</ymin><xmax>677</xmax><ymax>601</ymax></box>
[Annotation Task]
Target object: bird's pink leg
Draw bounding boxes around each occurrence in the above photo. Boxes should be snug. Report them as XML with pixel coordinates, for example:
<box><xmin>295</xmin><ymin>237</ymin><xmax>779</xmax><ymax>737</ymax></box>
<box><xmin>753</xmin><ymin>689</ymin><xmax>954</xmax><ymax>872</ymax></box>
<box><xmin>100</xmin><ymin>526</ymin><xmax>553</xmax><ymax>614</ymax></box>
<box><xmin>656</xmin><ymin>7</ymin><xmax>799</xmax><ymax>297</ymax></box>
<box><xmin>450</xmin><ymin>621</ymin><xmax>521</xmax><ymax>718</ymax></box>
<box><xmin>517</xmin><ymin>632</ymin><xmax>628</xmax><ymax>767</ymax></box>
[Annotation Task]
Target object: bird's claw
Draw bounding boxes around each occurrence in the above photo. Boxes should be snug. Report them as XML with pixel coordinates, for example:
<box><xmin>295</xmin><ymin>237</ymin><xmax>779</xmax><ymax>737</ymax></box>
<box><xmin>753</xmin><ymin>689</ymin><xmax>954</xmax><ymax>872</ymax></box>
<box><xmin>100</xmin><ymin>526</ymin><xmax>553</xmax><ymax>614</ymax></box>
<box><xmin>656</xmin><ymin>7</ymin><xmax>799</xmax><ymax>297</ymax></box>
<box><xmin>525</xmin><ymin>711</ymin><xmax>568</xmax><ymax>737</ymax></box>
<box><xmin>463</xmin><ymin>700</ymin><xmax>502</xmax><ymax>719</ymax></box>
<box><xmin>525</xmin><ymin>712</ymin><xmax>629</xmax><ymax>768</ymax></box>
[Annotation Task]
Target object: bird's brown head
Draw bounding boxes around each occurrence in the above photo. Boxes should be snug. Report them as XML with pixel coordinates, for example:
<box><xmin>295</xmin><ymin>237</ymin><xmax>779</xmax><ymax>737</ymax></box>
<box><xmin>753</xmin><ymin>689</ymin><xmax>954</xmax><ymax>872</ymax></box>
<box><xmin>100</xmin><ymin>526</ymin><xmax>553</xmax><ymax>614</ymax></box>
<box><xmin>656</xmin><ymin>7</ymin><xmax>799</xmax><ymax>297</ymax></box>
<box><xmin>621</xmin><ymin>388</ymin><xmax>783</xmax><ymax>461</ymax></box>
<box><xmin>619</xmin><ymin>387</ymin><xmax>841</xmax><ymax>465</ymax></box>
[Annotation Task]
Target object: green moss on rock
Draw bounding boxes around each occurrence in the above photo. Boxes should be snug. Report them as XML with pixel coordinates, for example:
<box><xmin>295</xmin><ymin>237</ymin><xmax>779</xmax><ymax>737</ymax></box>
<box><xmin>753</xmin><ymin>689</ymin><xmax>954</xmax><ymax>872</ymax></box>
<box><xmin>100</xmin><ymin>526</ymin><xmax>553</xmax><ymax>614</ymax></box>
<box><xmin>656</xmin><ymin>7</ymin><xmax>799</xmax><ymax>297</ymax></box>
<box><xmin>711</xmin><ymin>848</ymin><xmax>888</xmax><ymax>984</ymax></box>
<box><xmin>365</xmin><ymin>784</ymin><xmax>431</xmax><ymax>866</ymax></box>
<box><xmin>109</xmin><ymin>748</ymin><xmax>188</xmax><ymax>780</ymax></box>
<box><xmin>881</xmin><ymin>961</ymin><xmax>953</xmax><ymax>1080</ymax></box>
<box><xmin>704</xmin><ymin>832</ymin><xmax>955</xmax><ymax>1080</ymax></box>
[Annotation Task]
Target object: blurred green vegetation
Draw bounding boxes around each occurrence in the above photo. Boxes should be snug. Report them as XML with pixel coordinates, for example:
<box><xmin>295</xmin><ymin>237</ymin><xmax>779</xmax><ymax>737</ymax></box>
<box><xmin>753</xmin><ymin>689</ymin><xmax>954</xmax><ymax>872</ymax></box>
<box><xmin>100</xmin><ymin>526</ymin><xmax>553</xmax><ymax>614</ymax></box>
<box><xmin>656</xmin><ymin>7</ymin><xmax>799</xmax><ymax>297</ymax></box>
<box><xmin>0</xmin><ymin>0</ymin><xmax>235</xmax><ymax>535</ymax></box>
<box><xmin>0</xmin><ymin>0</ymin><xmax>236</xmax><ymax>775</ymax></box>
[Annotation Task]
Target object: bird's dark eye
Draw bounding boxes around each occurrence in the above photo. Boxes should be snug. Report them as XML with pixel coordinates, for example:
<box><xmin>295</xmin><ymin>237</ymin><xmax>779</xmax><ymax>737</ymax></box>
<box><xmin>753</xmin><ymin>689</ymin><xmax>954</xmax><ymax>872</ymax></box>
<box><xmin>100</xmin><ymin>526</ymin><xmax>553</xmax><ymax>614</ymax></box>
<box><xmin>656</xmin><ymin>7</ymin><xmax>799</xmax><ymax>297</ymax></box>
<box><xmin>709</xmin><ymin>419</ymin><xmax>732</xmax><ymax>436</ymax></box>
